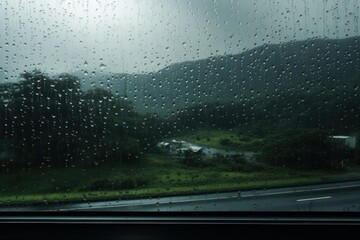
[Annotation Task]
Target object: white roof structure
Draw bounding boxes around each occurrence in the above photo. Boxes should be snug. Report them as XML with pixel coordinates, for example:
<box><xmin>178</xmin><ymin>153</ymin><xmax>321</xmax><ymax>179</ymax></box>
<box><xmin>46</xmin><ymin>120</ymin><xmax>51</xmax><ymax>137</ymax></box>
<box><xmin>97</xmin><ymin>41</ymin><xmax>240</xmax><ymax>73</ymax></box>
<box><xmin>157</xmin><ymin>140</ymin><xmax>204</xmax><ymax>154</ymax></box>
<box><xmin>157</xmin><ymin>142</ymin><xmax>170</xmax><ymax>147</ymax></box>
<box><xmin>171</xmin><ymin>139</ymin><xmax>187</xmax><ymax>144</ymax></box>
<box><xmin>331</xmin><ymin>136</ymin><xmax>350</xmax><ymax>139</ymax></box>
<box><xmin>331</xmin><ymin>135</ymin><xmax>357</xmax><ymax>149</ymax></box>
<box><xmin>189</xmin><ymin>146</ymin><xmax>203</xmax><ymax>152</ymax></box>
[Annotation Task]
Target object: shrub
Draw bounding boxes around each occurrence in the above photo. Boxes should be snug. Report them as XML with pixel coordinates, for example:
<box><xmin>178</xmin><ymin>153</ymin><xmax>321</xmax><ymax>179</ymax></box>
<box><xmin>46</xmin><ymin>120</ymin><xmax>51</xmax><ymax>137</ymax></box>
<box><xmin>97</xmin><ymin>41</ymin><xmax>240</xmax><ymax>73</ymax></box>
<box><xmin>88</xmin><ymin>179</ymin><xmax>113</xmax><ymax>191</ymax></box>
<box><xmin>121</xmin><ymin>139</ymin><xmax>144</xmax><ymax>164</ymax></box>
<box><xmin>210</xmin><ymin>154</ymin><xmax>263</xmax><ymax>172</ymax></box>
<box><xmin>87</xmin><ymin>177</ymin><xmax>148</xmax><ymax>191</ymax></box>
<box><xmin>180</xmin><ymin>150</ymin><xmax>209</xmax><ymax>167</ymax></box>
<box><xmin>219</xmin><ymin>138</ymin><xmax>232</xmax><ymax>146</ymax></box>
<box><xmin>355</xmin><ymin>134</ymin><xmax>360</xmax><ymax>165</ymax></box>
<box><xmin>257</xmin><ymin>129</ymin><xmax>354</xmax><ymax>170</ymax></box>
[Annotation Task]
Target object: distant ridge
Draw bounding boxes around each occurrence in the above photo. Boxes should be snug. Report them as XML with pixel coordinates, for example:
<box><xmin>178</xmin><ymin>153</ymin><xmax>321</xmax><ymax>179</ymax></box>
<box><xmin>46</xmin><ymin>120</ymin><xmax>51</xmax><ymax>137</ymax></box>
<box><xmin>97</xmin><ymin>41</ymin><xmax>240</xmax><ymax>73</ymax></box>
<box><xmin>73</xmin><ymin>37</ymin><xmax>360</xmax><ymax>115</ymax></box>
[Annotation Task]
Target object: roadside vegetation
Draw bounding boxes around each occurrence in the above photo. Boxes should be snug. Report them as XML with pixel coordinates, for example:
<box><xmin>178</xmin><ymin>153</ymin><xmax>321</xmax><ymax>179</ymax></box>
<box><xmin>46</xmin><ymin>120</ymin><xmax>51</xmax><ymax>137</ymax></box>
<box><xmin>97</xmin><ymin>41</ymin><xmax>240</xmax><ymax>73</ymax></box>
<box><xmin>179</xmin><ymin>129</ymin><xmax>263</xmax><ymax>151</ymax></box>
<box><xmin>0</xmin><ymin>153</ymin><xmax>358</xmax><ymax>205</ymax></box>
<box><xmin>1</xmin><ymin>70</ymin><xmax>360</xmax><ymax>205</ymax></box>
<box><xmin>257</xmin><ymin>129</ymin><xmax>357</xmax><ymax>170</ymax></box>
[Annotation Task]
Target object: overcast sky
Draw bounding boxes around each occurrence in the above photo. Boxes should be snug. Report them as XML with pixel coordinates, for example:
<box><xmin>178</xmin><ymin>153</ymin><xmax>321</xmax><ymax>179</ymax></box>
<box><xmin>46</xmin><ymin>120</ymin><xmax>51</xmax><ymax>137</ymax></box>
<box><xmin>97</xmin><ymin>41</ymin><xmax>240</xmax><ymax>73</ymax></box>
<box><xmin>1</xmin><ymin>0</ymin><xmax>359</xmax><ymax>79</ymax></box>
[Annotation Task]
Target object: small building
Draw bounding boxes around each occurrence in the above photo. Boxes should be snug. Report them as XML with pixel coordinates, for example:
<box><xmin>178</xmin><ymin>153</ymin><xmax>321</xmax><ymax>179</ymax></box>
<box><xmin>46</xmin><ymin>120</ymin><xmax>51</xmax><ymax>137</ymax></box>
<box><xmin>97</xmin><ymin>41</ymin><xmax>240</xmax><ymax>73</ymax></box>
<box><xmin>178</xmin><ymin>146</ymin><xmax>203</xmax><ymax>154</ymax></box>
<box><xmin>331</xmin><ymin>136</ymin><xmax>357</xmax><ymax>149</ymax></box>
<box><xmin>157</xmin><ymin>140</ymin><xmax>203</xmax><ymax>156</ymax></box>
<box><xmin>157</xmin><ymin>142</ymin><xmax>170</xmax><ymax>151</ymax></box>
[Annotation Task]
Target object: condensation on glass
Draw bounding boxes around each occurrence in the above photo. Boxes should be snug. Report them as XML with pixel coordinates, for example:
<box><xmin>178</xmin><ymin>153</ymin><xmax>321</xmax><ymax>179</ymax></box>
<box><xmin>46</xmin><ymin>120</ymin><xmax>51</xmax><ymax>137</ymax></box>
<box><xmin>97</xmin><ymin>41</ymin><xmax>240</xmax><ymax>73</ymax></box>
<box><xmin>0</xmin><ymin>0</ymin><xmax>359</xmax><ymax>212</ymax></box>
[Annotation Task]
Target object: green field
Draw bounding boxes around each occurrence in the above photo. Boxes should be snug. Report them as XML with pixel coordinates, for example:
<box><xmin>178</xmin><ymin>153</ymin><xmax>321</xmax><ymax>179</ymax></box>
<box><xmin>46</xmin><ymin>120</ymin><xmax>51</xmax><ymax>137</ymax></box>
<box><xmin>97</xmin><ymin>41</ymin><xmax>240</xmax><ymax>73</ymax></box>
<box><xmin>0</xmin><ymin>153</ymin><xmax>359</xmax><ymax>205</ymax></box>
<box><xmin>177</xmin><ymin>129</ymin><xmax>263</xmax><ymax>150</ymax></box>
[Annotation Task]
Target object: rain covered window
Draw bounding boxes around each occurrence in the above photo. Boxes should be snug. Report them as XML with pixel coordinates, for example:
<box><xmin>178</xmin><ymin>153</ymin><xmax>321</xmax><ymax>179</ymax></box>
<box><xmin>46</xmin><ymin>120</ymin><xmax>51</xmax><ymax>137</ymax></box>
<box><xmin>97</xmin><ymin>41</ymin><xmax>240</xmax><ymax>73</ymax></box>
<box><xmin>0</xmin><ymin>0</ymin><xmax>360</xmax><ymax>212</ymax></box>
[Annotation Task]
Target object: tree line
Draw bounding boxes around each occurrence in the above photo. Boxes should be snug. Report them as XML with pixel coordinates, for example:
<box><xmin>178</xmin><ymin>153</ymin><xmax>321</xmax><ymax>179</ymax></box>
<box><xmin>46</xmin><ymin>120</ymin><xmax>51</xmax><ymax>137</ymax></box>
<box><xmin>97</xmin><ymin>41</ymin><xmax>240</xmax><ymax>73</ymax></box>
<box><xmin>170</xmin><ymin>88</ymin><xmax>360</xmax><ymax>137</ymax></box>
<box><xmin>1</xmin><ymin>70</ymin><xmax>359</xmax><ymax>170</ymax></box>
<box><xmin>0</xmin><ymin>70</ymin><xmax>162</xmax><ymax>169</ymax></box>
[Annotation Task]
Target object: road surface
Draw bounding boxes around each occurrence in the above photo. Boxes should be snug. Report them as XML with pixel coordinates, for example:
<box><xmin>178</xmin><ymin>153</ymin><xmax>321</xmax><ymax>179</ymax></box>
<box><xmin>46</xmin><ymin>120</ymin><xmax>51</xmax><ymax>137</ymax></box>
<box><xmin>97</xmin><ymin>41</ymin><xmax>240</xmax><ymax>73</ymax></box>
<box><xmin>1</xmin><ymin>180</ymin><xmax>360</xmax><ymax>212</ymax></box>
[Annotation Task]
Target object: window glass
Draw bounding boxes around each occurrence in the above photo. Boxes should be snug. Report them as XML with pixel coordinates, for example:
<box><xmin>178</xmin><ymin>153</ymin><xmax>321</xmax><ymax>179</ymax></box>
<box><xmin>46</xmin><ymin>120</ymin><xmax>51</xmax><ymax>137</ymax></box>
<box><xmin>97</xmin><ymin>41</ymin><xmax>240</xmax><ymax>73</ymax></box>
<box><xmin>0</xmin><ymin>0</ymin><xmax>360</xmax><ymax>212</ymax></box>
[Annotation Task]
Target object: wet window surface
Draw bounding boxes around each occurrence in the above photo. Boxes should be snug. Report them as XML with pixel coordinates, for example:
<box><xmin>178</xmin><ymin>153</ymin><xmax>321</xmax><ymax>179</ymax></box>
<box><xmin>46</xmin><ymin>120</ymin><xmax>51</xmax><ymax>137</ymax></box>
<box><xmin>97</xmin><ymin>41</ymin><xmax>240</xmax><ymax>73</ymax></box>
<box><xmin>0</xmin><ymin>0</ymin><xmax>360</xmax><ymax>212</ymax></box>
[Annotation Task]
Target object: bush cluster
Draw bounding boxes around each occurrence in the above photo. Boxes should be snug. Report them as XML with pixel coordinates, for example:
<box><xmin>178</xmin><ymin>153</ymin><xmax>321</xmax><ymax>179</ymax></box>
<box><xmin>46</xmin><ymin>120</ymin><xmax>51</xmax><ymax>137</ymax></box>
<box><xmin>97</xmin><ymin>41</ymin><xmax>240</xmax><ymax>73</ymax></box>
<box><xmin>210</xmin><ymin>154</ymin><xmax>263</xmax><ymax>172</ymax></box>
<box><xmin>86</xmin><ymin>177</ymin><xmax>148</xmax><ymax>191</ymax></box>
<box><xmin>257</xmin><ymin>129</ymin><xmax>355</xmax><ymax>170</ymax></box>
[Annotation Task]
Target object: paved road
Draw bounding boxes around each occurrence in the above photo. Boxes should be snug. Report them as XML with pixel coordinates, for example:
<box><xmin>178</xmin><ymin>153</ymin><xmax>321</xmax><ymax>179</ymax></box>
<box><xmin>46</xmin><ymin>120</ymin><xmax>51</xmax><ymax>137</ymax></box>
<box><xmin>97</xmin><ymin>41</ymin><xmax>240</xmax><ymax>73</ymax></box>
<box><xmin>2</xmin><ymin>180</ymin><xmax>360</xmax><ymax>212</ymax></box>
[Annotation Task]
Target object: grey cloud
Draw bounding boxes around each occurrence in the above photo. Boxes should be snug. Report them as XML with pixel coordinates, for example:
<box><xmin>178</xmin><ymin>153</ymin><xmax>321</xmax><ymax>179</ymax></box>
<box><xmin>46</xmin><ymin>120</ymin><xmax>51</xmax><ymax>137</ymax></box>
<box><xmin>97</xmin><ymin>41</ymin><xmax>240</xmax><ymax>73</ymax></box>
<box><xmin>0</xmin><ymin>0</ymin><xmax>359</xmax><ymax>80</ymax></box>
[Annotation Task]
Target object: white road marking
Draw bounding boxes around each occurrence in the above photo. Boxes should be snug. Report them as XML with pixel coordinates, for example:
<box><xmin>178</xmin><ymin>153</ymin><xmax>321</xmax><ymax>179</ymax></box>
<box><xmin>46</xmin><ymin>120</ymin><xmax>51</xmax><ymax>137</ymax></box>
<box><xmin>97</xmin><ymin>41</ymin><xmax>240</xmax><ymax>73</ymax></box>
<box><xmin>56</xmin><ymin>183</ymin><xmax>360</xmax><ymax>211</ymax></box>
<box><xmin>312</xmin><ymin>184</ymin><xmax>360</xmax><ymax>191</ymax></box>
<box><xmin>241</xmin><ymin>184</ymin><xmax>360</xmax><ymax>198</ymax></box>
<box><xmin>56</xmin><ymin>196</ymin><xmax>232</xmax><ymax>211</ymax></box>
<box><xmin>296</xmin><ymin>196</ymin><xmax>332</xmax><ymax>202</ymax></box>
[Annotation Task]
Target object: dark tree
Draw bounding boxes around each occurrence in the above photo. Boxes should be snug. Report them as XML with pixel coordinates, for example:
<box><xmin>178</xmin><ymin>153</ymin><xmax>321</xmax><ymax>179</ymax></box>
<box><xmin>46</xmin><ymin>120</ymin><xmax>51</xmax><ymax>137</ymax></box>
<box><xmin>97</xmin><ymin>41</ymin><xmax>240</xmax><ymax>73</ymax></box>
<box><xmin>0</xmin><ymin>70</ymin><xmax>148</xmax><ymax>169</ymax></box>
<box><xmin>257</xmin><ymin>129</ymin><xmax>354</xmax><ymax>170</ymax></box>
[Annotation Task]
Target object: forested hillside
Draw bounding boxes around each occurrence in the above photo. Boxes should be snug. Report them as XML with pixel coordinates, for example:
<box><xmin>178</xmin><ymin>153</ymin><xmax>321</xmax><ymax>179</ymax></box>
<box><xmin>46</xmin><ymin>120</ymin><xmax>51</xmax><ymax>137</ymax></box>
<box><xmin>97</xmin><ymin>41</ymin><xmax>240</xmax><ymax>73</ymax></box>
<box><xmin>77</xmin><ymin>37</ymin><xmax>360</xmax><ymax>115</ymax></box>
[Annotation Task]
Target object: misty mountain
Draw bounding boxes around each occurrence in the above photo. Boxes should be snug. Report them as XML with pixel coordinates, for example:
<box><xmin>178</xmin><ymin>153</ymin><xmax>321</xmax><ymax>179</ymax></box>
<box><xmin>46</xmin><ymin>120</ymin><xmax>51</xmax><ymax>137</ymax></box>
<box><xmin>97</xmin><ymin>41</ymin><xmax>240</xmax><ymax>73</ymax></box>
<box><xmin>77</xmin><ymin>37</ymin><xmax>360</xmax><ymax>115</ymax></box>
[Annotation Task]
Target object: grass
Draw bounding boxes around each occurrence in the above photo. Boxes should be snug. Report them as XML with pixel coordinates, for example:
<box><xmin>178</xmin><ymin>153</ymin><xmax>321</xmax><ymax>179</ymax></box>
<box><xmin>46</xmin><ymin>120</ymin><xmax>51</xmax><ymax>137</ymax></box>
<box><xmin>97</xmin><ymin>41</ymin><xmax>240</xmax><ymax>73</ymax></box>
<box><xmin>177</xmin><ymin>129</ymin><xmax>263</xmax><ymax>150</ymax></box>
<box><xmin>0</xmin><ymin>153</ymin><xmax>359</xmax><ymax>205</ymax></box>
